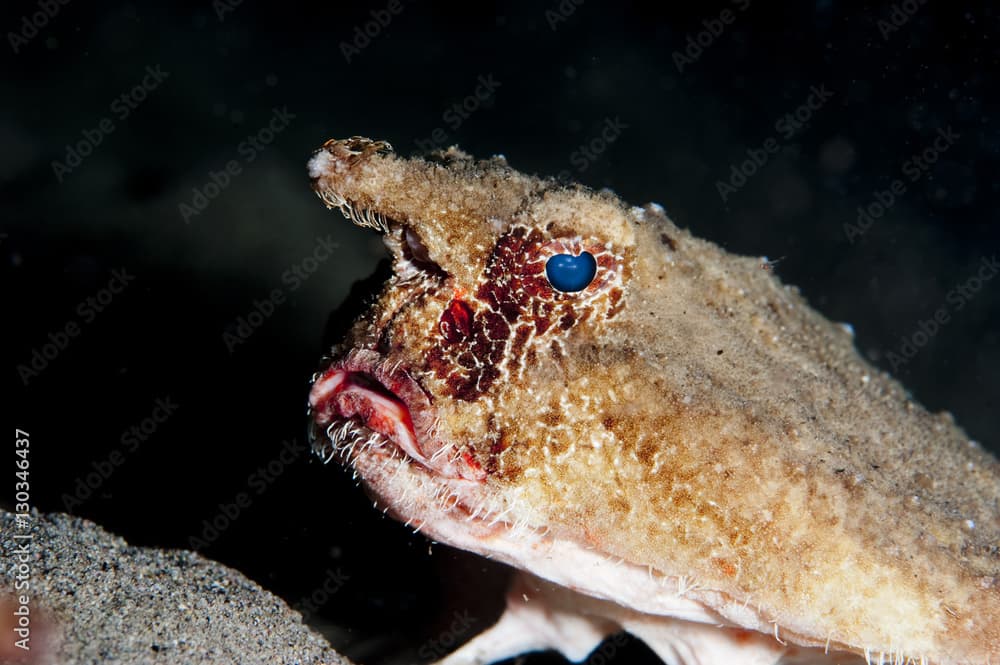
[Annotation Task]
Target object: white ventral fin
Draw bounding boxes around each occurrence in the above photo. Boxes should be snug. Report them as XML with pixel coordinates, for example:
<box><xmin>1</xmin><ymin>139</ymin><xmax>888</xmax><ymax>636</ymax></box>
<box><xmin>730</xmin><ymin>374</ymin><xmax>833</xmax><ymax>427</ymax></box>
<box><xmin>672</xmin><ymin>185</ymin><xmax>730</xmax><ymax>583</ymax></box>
<box><xmin>433</xmin><ymin>571</ymin><xmax>864</xmax><ymax>665</ymax></box>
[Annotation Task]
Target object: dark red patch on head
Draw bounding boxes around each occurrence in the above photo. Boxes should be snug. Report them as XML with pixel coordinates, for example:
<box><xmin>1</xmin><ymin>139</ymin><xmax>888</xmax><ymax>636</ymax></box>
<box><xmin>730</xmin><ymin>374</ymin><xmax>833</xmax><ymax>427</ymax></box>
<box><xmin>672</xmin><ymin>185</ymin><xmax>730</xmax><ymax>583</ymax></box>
<box><xmin>558</xmin><ymin>304</ymin><xmax>577</xmax><ymax>330</ymax></box>
<box><xmin>440</xmin><ymin>298</ymin><xmax>474</xmax><ymax>343</ymax></box>
<box><xmin>425</xmin><ymin>225</ymin><xmax>626</xmax><ymax>401</ymax></box>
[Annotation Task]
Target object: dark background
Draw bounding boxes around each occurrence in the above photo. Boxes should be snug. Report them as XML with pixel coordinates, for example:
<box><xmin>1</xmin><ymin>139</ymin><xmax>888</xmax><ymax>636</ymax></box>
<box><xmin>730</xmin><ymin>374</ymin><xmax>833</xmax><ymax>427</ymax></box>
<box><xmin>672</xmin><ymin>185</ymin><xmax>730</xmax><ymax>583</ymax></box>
<box><xmin>5</xmin><ymin>1</ymin><xmax>999</xmax><ymax>664</ymax></box>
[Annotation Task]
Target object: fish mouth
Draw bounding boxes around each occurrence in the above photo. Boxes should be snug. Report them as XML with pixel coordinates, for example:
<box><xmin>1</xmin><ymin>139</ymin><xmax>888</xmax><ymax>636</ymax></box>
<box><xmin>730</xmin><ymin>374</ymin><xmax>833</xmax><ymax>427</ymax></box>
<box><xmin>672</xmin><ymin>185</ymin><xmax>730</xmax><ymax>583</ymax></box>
<box><xmin>308</xmin><ymin>349</ymin><xmax>485</xmax><ymax>481</ymax></box>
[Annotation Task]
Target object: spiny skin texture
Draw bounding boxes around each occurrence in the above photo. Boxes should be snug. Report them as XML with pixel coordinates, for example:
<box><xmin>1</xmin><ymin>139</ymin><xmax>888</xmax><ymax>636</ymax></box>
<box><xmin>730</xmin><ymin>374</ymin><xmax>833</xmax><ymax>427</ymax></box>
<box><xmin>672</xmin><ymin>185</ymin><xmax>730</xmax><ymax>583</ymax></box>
<box><xmin>307</xmin><ymin>137</ymin><xmax>999</xmax><ymax>664</ymax></box>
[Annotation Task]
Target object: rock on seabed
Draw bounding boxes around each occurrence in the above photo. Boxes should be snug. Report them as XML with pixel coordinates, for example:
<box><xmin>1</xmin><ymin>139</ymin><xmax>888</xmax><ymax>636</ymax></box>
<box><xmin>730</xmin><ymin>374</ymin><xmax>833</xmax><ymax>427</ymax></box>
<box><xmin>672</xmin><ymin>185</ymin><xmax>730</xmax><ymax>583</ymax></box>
<box><xmin>0</xmin><ymin>511</ymin><xmax>350</xmax><ymax>665</ymax></box>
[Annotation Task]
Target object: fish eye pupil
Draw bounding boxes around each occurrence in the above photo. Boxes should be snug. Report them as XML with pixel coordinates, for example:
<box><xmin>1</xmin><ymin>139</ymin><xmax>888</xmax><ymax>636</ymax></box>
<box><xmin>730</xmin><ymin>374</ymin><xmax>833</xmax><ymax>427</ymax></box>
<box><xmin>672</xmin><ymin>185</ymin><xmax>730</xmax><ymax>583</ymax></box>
<box><xmin>545</xmin><ymin>252</ymin><xmax>597</xmax><ymax>292</ymax></box>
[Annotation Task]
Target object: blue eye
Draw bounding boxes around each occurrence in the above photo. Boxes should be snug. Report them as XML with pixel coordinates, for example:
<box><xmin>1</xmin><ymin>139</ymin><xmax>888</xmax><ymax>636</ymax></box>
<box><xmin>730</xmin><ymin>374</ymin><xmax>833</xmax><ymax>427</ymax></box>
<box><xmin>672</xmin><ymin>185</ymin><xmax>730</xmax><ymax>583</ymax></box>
<box><xmin>545</xmin><ymin>252</ymin><xmax>597</xmax><ymax>292</ymax></box>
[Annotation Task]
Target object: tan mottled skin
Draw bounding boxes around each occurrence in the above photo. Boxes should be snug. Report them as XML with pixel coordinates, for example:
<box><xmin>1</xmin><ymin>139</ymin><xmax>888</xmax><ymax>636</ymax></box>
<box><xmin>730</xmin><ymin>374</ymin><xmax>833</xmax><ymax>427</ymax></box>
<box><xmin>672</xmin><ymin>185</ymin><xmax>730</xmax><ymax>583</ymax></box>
<box><xmin>308</xmin><ymin>137</ymin><xmax>999</xmax><ymax>664</ymax></box>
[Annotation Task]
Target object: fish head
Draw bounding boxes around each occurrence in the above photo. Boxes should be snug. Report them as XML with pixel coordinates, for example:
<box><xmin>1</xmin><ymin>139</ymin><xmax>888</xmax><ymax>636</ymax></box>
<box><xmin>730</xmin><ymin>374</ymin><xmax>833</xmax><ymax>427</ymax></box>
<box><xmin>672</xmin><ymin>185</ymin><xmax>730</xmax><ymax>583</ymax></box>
<box><xmin>306</xmin><ymin>137</ymin><xmax>651</xmax><ymax>499</ymax></box>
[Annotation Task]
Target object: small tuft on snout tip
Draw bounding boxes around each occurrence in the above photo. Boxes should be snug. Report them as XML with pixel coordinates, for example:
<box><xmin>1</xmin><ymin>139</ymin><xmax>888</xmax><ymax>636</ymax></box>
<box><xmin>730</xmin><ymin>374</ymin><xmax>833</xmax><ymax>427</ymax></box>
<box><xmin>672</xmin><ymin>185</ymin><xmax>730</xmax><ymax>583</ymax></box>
<box><xmin>308</xmin><ymin>136</ymin><xmax>395</xmax><ymax>182</ymax></box>
<box><xmin>307</xmin><ymin>148</ymin><xmax>334</xmax><ymax>180</ymax></box>
<box><xmin>308</xmin><ymin>137</ymin><xmax>398</xmax><ymax>232</ymax></box>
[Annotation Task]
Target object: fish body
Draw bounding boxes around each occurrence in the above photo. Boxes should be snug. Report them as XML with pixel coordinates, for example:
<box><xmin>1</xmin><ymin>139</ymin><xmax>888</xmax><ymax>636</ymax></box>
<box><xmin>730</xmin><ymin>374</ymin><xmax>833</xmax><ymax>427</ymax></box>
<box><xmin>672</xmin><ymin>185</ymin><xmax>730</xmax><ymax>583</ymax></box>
<box><xmin>307</xmin><ymin>137</ymin><xmax>999</xmax><ymax>665</ymax></box>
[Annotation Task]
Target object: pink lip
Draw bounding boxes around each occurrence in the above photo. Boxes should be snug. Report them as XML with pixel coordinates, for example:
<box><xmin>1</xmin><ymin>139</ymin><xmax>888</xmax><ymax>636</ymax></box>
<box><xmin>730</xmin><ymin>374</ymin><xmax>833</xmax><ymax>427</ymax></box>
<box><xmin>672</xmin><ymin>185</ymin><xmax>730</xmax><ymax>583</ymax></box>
<box><xmin>309</xmin><ymin>349</ymin><xmax>485</xmax><ymax>481</ymax></box>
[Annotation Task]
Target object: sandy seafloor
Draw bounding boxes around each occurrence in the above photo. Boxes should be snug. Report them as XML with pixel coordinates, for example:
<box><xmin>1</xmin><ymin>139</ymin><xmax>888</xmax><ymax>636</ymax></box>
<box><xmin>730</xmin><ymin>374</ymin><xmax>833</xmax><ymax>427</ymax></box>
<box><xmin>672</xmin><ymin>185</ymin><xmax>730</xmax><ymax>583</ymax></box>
<box><xmin>0</xmin><ymin>511</ymin><xmax>349</xmax><ymax>664</ymax></box>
